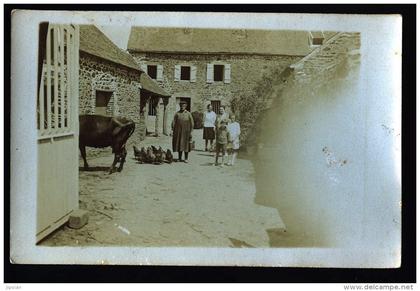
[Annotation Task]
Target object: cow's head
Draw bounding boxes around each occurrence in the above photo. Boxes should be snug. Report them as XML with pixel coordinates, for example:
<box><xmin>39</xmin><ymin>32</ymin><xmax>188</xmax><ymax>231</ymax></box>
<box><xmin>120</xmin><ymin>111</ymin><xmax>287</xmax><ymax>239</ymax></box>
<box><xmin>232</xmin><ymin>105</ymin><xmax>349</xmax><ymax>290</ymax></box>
<box><xmin>111</xmin><ymin>118</ymin><xmax>135</xmax><ymax>154</ymax></box>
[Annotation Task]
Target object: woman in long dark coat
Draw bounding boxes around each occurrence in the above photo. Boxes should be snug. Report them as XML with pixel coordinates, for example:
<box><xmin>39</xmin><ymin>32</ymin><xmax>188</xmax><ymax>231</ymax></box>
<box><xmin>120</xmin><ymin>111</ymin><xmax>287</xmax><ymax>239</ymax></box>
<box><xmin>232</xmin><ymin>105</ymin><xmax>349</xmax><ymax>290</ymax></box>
<box><xmin>172</xmin><ymin>101</ymin><xmax>194</xmax><ymax>163</ymax></box>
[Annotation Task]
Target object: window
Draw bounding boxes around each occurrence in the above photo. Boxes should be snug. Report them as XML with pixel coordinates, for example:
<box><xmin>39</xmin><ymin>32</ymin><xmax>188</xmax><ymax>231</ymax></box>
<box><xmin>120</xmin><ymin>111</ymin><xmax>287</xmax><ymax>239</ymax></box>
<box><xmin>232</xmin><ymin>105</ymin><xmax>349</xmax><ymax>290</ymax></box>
<box><xmin>310</xmin><ymin>31</ymin><xmax>324</xmax><ymax>46</ymax></box>
<box><xmin>95</xmin><ymin>90</ymin><xmax>112</xmax><ymax>116</ymax></box>
<box><xmin>175</xmin><ymin>65</ymin><xmax>196</xmax><ymax>82</ymax></box>
<box><xmin>211</xmin><ymin>100</ymin><xmax>221</xmax><ymax>114</ymax></box>
<box><xmin>142</xmin><ymin>64</ymin><xmax>163</xmax><ymax>81</ymax></box>
<box><xmin>180</xmin><ymin>66</ymin><xmax>191</xmax><ymax>81</ymax></box>
<box><xmin>207</xmin><ymin>64</ymin><xmax>231</xmax><ymax>84</ymax></box>
<box><xmin>214</xmin><ymin>65</ymin><xmax>224</xmax><ymax>82</ymax></box>
<box><xmin>312</xmin><ymin>37</ymin><xmax>323</xmax><ymax>45</ymax></box>
<box><xmin>147</xmin><ymin>65</ymin><xmax>157</xmax><ymax>79</ymax></box>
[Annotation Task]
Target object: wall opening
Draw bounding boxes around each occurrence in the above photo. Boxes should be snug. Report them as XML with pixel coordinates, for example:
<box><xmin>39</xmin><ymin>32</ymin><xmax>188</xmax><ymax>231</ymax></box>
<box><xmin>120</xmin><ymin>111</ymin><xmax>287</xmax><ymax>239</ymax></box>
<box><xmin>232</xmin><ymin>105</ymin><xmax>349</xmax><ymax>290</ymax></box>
<box><xmin>147</xmin><ymin>65</ymin><xmax>157</xmax><ymax>79</ymax></box>
<box><xmin>95</xmin><ymin>90</ymin><xmax>113</xmax><ymax>116</ymax></box>
<box><xmin>180</xmin><ymin>66</ymin><xmax>191</xmax><ymax>81</ymax></box>
<box><xmin>214</xmin><ymin>64</ymin><xmax>224</xmax><ymax>81</ymax></box>
<box><xmin>211</xmin><ymin>100</ymin><xmax>221</xmax><ymax>114</ymax></box>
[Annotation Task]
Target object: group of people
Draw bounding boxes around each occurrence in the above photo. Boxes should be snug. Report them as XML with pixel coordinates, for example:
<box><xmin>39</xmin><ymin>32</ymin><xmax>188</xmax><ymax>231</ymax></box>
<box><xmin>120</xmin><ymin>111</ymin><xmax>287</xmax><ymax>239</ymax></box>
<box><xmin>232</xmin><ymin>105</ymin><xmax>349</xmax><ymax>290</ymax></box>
<box><xmin>203</xmin><ymin>104</ymin><xmax>240</xmax><ymax>166</ymax></box>
<box><xmin>171</xmin><ymin>101</ymin><xmax>241</xmax><ymax>166</ymax></box>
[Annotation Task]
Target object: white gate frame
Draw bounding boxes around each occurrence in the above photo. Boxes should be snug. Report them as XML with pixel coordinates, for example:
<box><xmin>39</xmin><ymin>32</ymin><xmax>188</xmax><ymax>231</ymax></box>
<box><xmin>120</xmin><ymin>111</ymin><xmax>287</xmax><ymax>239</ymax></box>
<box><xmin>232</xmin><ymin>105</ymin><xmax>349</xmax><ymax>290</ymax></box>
<box><xmin>37</xmin><ymin>24</ymin><xmax>80</xmax><ymax>242</ymax></box>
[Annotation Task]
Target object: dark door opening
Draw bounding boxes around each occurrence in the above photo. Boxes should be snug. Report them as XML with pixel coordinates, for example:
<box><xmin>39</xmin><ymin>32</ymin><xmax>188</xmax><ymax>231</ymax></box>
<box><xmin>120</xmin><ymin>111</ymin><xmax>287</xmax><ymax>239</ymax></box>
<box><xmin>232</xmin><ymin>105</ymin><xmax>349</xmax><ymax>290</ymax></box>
<box><xmin>211</xmin><ymin>100</ymin><xmax>221</xmax><ymax>114</ymax></box>
<box><xmin>95</xmin><ymin>90</ymin><xmax>113</xmax><ymax>116</ymax></box>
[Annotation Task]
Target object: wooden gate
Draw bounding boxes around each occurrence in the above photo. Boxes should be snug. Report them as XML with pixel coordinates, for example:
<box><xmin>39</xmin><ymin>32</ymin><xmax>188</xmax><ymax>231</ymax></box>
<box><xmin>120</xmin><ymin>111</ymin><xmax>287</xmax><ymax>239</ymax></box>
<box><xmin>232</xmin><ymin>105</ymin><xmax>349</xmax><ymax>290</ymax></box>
<box><xmin>37</xmin><ymin>24</ymin><xmax>80</xmax><ymax>242</ymax></box>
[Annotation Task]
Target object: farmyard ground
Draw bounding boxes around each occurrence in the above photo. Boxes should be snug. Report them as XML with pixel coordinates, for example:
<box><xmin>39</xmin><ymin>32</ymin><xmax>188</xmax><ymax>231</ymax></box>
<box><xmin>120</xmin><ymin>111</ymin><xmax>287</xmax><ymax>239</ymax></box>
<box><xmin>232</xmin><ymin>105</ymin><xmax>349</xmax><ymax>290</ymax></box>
<box><xmin>41</xmin><ymin>129</ymin><xmax>285</xmax><ymax>247</ymax></box>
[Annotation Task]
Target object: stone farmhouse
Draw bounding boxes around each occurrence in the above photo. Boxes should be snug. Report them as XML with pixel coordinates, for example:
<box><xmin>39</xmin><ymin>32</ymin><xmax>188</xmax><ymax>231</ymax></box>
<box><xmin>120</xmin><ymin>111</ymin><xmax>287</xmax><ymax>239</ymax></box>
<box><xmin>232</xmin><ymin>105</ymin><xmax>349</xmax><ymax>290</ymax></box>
<box><xmin>78</xmin><ymin>25</ymin><xmax>170</xmax><ymax>142</ymax></box>
<box><xmin>78</xmin><ymin>26</ymin><xmax>357</xmax><ymax>146</ymax></box>
<box><xmin>127</xmin><ymin>27</ymin><xmax>335</xmax><ymax>136</ymax></box>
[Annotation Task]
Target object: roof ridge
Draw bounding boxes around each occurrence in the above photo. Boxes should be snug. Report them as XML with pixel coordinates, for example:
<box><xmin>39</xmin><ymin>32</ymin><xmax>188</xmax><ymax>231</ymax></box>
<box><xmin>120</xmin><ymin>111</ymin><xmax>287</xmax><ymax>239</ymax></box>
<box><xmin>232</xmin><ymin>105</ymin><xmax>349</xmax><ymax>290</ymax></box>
<box><xmin>127</xmin><ymin>27</ymin><xmax>326</xmax><ymax>56</ymax></box>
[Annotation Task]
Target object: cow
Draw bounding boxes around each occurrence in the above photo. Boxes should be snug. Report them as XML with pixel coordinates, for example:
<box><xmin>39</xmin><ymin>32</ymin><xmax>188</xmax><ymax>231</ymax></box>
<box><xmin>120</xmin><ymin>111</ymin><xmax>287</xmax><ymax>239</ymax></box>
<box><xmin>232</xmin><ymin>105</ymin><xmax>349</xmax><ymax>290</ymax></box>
<box><xmin>79</xmin><ymin>115</ymin><xmax>135</xmax><ymax>174</ymax></box>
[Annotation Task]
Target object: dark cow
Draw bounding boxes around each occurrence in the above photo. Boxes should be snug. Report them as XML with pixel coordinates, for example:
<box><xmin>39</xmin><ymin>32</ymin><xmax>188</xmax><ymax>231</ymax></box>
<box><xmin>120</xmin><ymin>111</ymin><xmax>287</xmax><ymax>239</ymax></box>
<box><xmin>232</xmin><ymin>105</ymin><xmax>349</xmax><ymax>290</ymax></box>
<box><xmin>79</xmin><ymin>115</ymin><xmax>135</xmax><ymax>174</ymax></box>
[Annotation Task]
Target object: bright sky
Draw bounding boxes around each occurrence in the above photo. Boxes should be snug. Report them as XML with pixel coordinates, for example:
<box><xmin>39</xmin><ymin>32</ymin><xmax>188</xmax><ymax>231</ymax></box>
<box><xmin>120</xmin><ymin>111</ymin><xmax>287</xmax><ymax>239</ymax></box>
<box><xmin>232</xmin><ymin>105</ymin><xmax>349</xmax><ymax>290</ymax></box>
<box><xmin>98</xmin><ymin>25</ymin><xmax>132</xmax><ymax>50</ymax></box>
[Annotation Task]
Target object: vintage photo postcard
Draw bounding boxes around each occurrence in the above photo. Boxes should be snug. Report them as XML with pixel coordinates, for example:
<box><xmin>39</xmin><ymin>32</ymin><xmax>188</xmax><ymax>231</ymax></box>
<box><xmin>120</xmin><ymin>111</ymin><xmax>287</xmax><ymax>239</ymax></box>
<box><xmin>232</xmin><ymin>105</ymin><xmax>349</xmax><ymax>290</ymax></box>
<box><xmin>10</xmin><ymin>11</ymin><xmax>402</xmax><ymax>267</ymax></box>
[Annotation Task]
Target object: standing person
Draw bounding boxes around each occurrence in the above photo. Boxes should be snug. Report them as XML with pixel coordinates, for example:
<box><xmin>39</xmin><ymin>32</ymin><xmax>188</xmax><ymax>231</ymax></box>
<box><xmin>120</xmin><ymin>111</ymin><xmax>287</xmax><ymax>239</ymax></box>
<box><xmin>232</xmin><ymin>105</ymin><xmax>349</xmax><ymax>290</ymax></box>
<box><xmin>214</xmin><ymin>120</ymin><xmax>230</xmax><ymax>167</ymax></box>
<box><xmin>227</xmin><ymin>114</ymin><xmax>241</xmax><ymax>166</ymax></box>
<box><xmin>171</xmin><ymin>101</ymin><xmax>194</xmax><ymax>163</ymax></box>
<box><xmin>203</xmin><ymin>104</ymin><xmax>217</xmax><ymax>151</ymax></box>
<box><xmin>215</xmin><ymin>105</ymin><xmax>230</xmax><ymax>155</ymax></box>
<box><xmin>215</xmin><ymin>105</ymin><xmax>229</xmax><ymax>129</ymax></box>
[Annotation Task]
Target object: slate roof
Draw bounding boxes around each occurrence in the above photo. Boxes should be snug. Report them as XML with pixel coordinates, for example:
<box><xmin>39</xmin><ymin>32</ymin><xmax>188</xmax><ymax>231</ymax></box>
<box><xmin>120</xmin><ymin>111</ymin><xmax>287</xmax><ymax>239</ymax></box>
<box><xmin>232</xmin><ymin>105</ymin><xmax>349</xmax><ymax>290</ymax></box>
<box><xmin>79</xmin><ymin>25</ymin><xmax>140</xmax><ymax>71</ymax></box>
<box><xmin>140</xmin><ymin>72</ymin><xmax>171</xmax><ymax>97</ymax></box>
<box><xmin>127</xmin><ymin>27</ymin><xmax>335</xmax><ymax>56</ymax></box>
<box><xmin>80</xmin><ymin>25</ymin><xmax>170</xmax><ymax>97</ymax></box>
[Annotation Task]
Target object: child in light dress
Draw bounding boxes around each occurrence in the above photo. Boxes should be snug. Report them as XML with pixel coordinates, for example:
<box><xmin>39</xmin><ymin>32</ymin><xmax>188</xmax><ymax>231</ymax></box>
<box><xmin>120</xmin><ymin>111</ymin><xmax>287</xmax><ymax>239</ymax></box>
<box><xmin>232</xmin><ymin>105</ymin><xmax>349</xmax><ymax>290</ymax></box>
<box><xmin>227</xmin><ymin>114</ymin><xmax>241</xmax><ymax>166</ymax></box>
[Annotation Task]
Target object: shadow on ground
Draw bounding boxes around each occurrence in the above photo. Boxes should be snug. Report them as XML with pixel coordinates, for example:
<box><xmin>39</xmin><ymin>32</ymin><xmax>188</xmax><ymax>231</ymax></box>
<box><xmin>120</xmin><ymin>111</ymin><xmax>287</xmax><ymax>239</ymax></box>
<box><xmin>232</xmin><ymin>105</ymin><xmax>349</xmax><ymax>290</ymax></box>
<box><xmin>79</xmin><ymin>166</ymin><xmax>109</xmax><ymax>172</ymax></box>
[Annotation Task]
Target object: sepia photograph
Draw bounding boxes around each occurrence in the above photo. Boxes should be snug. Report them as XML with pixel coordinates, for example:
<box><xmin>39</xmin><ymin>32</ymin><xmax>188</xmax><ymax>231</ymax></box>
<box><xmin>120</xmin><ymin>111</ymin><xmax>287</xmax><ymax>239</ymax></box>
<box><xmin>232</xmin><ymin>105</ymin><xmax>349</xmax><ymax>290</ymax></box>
<box><xmin>10</xmin><ymin>10</ymin><xmax>402</xmax><ymax>267</ymax></box>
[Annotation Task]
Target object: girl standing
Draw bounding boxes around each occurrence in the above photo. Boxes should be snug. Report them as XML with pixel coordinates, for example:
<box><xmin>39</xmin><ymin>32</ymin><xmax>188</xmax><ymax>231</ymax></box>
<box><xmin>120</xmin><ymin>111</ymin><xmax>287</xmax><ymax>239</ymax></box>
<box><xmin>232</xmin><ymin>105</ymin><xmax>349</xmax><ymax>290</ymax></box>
<box><xmin>227</xmin><ymin>114</ymin><xmax>241</xmax><ymax>166</ymax></box>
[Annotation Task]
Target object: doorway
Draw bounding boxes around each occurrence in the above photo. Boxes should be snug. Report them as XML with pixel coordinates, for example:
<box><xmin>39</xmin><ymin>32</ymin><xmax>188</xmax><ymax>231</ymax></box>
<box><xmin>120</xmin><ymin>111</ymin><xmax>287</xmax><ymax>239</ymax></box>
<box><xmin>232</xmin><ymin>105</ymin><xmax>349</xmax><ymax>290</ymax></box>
<box><xmin>211</xmin><ymin>100</ymin><xmax>221</xmax><ymax>114</ymax></box>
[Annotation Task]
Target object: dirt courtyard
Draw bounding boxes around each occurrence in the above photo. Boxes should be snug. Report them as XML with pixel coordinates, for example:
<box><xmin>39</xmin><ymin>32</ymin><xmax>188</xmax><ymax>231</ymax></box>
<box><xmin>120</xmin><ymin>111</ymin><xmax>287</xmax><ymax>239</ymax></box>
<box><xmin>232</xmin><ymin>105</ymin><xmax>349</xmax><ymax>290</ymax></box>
<box><xmin>41</xmin><ymin>129</ymin><xmax>285</xmax><ymax>247</ymax></box>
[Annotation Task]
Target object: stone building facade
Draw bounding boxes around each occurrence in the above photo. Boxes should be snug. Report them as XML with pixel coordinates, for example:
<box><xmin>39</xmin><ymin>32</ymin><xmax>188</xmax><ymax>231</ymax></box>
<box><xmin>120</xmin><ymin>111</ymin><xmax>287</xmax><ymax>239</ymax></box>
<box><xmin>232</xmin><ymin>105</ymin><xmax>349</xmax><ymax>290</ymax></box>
<box><xmin>79</xmin><ymin>53</ymin><xmax>141</xmax><ymax>124</ymax></box>
<box><xmin>130</xmin><ymin>52</ymin><xmax>300</xmax><ymax>133</ymax></box>
<box><xmin>78</xmin><ymin>25</ymin><xmax>170</xmax><ymax>144</ymax></box>
<box><xmin>127</xmin><ymin>27</ymin><xmax>331</xmax><ymax>136</ymax></box>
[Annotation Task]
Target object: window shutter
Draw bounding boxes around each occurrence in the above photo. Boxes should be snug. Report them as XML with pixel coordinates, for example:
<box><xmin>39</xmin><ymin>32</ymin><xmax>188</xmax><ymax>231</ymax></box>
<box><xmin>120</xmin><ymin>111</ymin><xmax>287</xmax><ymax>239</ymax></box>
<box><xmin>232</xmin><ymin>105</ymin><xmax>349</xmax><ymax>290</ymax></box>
<box><xmin>157</xmin><ymin>65</ymin><xmax>164</xmax><ymax>81</ymax></box>
<box><xmin>190</xmin><ymin>65</ymin><xmax>197</xmax><ymax>83</ymax></box>
<box><xmin>174</xmin><ymin>65</ymin><xmax>181</xmax><ymax>81</ymax></box>
<box><xmin>141</xmin><ymin>64</ymin><xmax>147</xmax><ymax>73</ymax></box>
<box><xmin>206</xmin><ymin>64</ymin><xmax>214</xmax><ymax>83</ymax></box>
<box><xmin>224</xmin><ymin>64</ymin><xmax>231</xmax><ymax>84</ymax></box>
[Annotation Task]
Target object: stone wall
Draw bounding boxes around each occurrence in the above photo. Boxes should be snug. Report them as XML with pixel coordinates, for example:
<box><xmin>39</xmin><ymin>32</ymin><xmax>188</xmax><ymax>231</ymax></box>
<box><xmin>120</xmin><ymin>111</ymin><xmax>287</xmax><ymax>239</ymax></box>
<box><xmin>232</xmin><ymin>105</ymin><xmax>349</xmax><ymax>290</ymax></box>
<box><xmin>250</xmin><ymin>32</ymin><xmax>362</xmax><ymax>247</ymax></box>
<box><xmin>130</xmin><ymin>52</ymin><xmax>301</xmax><ymax>136</ymax></box>
<box><xmin>79</xmin><ymin>52</ymin><xmax>144</xmax><ymax>144</ymax></box>
<box><xmin>243</xmin><ymin>32</ymin><xmax>361</xmax><ymax>148</ymax></box>
<box><xmin>291</xmin><ymin>32</ymin><xmax>361</xmax><ymax>86</ymax></box>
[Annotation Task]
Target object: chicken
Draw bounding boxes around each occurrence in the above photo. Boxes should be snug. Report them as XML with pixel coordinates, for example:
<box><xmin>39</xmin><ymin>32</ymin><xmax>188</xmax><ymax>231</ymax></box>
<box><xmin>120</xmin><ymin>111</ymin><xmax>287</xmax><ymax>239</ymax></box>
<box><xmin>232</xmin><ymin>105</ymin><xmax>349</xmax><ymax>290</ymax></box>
<box><xmin>160</xmin><ymin>147</ymin><xmax>166</xmax><ymax>162</ymax></box>
<box><xmin>153</xmin><ymin>146</ymin><xmax>164</xmax><ymax>164</ymax></box>
<box><xmin>139</xmin><ymin>147</ymin><xmax>147</xmax><ymax>163</ymax></box>
<box><xmin>165</xmin><ymin>149</ymin><xmax>173</xmax><ymax>163</ymax></box>
<box><xmin>133</xmin><ymin>145</ymin><xmax>147</xmax><ymax>163</ymax></box>
<box><xmin>145</xmin><ymin>147</ymin><xmax>156</xmax><ymax>163</ymax></box>
<box><xmin>151</xmin><ymin>145</ymin><xmax>158</xmax><ymax>154</ymax></box>
<box><xmin>133</xmin><ymin>145</ymin><xmax>141</xmax><ymax>157</ymax></box>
